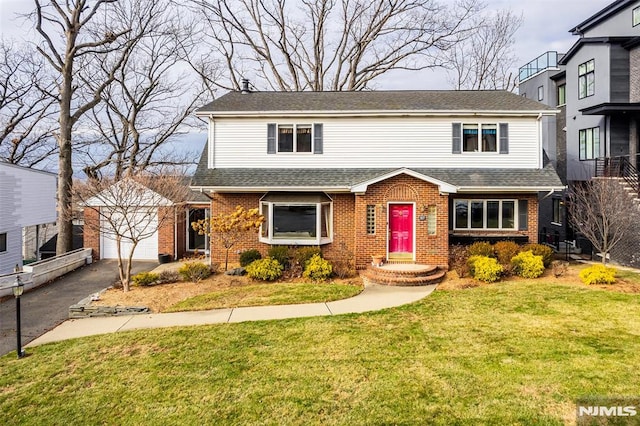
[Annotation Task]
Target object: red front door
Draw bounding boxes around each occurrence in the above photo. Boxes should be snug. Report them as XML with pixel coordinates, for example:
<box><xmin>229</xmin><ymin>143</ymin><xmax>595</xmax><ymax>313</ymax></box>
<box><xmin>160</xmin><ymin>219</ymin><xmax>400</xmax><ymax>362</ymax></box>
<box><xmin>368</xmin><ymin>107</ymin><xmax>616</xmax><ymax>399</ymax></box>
<box><xmin>389</xmin><ymin>204</ymin><xmax>413</xmax><ymax>258</ymax></box>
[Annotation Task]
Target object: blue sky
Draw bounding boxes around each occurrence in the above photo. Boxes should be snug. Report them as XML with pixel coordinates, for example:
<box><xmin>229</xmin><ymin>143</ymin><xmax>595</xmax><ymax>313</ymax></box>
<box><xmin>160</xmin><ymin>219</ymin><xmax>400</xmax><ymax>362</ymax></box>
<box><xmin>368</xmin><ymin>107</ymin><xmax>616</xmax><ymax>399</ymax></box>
<box><xmin>0</xmin><ymin>0</ymin><xmax>615</xmax><ymax>90</ymax></box>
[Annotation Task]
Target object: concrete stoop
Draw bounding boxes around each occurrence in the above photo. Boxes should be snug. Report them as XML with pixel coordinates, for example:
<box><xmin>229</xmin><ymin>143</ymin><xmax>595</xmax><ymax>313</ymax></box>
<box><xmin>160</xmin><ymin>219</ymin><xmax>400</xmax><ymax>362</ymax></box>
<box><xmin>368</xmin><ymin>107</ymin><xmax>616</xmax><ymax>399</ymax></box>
<box><xmin>362</xmin><ymin>263</ymin><xmax>446</xmax><ymax>286</ymax></box>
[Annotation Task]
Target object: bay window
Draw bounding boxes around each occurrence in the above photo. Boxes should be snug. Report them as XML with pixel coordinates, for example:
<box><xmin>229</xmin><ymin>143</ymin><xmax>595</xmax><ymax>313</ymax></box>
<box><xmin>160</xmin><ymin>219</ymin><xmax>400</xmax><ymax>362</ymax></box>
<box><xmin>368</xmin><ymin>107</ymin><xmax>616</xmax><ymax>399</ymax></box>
<box><xmin>259</xmin><ymin>193</ymin><xmax>332</xmax><ymax>245</ymax></box>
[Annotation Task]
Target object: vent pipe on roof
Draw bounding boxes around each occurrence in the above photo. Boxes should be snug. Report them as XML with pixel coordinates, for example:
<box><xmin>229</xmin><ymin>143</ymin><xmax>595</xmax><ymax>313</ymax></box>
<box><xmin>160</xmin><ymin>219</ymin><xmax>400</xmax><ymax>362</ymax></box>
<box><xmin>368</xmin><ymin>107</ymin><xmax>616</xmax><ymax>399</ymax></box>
<box><xmin>241</xmin><ymin>79</ymin><xmax>251</xmax><ymax>94</ymax></box>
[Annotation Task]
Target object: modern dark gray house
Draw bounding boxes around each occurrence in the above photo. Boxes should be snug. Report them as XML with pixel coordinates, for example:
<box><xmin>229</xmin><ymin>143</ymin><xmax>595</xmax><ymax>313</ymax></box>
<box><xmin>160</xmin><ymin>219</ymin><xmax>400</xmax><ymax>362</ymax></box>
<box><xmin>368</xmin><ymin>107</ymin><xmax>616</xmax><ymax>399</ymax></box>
<box><xmin>519</xmin><ymin>0</ymin><xmax>640</xmax><ymax>263</ymax></box>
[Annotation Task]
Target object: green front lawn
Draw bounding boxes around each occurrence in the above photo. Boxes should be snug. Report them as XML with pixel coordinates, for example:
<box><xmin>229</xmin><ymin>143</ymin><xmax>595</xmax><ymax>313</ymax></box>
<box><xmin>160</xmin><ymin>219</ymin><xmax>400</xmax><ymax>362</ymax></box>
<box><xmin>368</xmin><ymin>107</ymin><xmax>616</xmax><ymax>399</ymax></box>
<box><xmin>1</xmin><ymin>280</ymin><xmax>639</xmax><ymax>424</ymax></box>
<box><xmin>165</xmin><ymin>282</ymin><xmax>363</xmax><ymax>312</ymax></box>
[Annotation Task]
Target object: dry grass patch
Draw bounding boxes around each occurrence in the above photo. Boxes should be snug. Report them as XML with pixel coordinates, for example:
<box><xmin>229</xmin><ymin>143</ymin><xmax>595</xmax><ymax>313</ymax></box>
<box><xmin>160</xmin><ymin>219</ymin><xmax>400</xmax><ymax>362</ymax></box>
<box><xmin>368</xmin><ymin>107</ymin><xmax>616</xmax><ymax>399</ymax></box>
<box><xmin>92</xmin><ymin>270</ymin><xmax>363</xmax><ymax>312</ymax></box>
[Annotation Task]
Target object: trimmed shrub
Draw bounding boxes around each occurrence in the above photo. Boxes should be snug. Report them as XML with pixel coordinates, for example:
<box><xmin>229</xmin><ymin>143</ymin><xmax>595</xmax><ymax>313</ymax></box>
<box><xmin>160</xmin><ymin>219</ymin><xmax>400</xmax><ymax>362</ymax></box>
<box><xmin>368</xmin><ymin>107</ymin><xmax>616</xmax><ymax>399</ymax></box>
<box><xmin>131</xmin><ymin>272</ymin><xmax>160</xmax><ymax>286</ymax></box>
<box><xmin>178</xmin><ymin>261</ymin><xmax>212</xmax><ymax>283</ymax></box>
<box><xmin>511</xmin><ymin>251</ymin><xmax>545</xmax><ymax>278</ymax></box>
<box><xmin>579</xmin><ymin>264</ymin><xmax>617</xmax><ymax>285</ymax></box>
<box><xmin>449</xmin><ymin>244</ymin><xmax>470</xmax><ymax>277</ymax></box>
<box><xmin>267</xmin><ymin>245</ymin><xmax>290</xmax><ymax>268</ymax></box>
<box><xmin>522</xmin><ymin>243</ymin><xmax>554</xmax><ymax>268</ymax></box>
<box><xmin>468</xmin><ymin>241</ymin><xmax>494</xmax><ymax>258</ymax></box>
<box><xmin>493</xmin><ymin>241</ymin><xmax>521</xmax><ymax>265</ymax></box>
<box><xmin>330</xmin><ymin>242</ymin><xmax>356</xmax><ymax>279</ymax></box>
<box><xmin>303</xmin><ymin>254</ymin><xmax>332</xmax><ymax>281</ymax></box>
<box><xmin>246</xmin><ymin>257</ymin><xmax>283</xmax><ymax>281</ymax></box>
<box><xmin>158</xmin><ymin>270</ymin><xmax>180</xmax><ymax>284</ymax></box>
<box><xmin>469</xmin><ymin>255</ymin><xmax>503</xmax><ymax>283</ymax></box>
<box><xmin>239</xmin><ymin>249</ymin><xmax>262</xmax><ymax>267</ymax></box>
<box><xmin>293</xmin><ymin>246</ymin><xmax>322</xmax><ymax>268</ymax></box>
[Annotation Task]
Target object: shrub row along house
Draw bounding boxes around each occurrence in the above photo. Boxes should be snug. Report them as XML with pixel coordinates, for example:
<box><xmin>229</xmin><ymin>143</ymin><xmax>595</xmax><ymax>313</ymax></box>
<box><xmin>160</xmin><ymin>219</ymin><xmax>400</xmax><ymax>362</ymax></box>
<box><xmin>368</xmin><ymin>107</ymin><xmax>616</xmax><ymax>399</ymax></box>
<box><xmin>189</xmin><ymin>89</ymin><xmax>564</xmax><ymax>270</ymax></box>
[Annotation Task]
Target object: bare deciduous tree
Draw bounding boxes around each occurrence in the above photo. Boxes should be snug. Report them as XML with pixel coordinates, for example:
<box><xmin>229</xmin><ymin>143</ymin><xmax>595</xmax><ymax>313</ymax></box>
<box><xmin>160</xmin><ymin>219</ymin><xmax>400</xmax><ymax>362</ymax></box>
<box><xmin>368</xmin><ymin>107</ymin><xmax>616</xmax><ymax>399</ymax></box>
<box><xmin>445</xmin><ymin>9</ymin><xmax>523</xmax><ymax>91</ymax></box>
<box><xmin>568</xmin><ymin>178</ymin><xmax>640</xmax><ymax>264</ymax></box>
<box><xmin>0</xmin><ymin>39</ymin><xmax>57</xmax><ymax>167</ymax></box>
<box><xmin>191</xmin><ymin>0</ymin><xmax>482</xmax><ymax>91</ymax></box>
<box><xmin>78</xmin><ymin>8</ymin><xmax>208</xmax><ymax>180</ymax></box>
<box><xmin>31</xmin><ymin>0</ymin><xmax>165</xmax><ymax>255</ymax></box>
<box><xmin>76</xmin><ymin>174</ymin><xmax>190</xmax><ymax>291</ymax></box>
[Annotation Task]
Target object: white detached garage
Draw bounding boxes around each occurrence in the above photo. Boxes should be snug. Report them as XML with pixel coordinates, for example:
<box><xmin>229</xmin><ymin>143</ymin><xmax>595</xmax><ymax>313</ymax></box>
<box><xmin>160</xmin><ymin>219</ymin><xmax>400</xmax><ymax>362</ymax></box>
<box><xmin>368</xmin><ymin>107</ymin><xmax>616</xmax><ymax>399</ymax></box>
<box><xmin>83</xmin><ymin>179</ymin><xmax>175</xmax><ymax>261</ymax></box>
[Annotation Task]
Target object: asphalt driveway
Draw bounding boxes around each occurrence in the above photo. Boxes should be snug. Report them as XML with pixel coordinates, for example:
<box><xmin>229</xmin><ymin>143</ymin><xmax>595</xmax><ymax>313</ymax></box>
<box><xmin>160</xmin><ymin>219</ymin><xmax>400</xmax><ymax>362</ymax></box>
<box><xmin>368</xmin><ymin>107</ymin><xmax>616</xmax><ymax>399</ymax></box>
<box><xmin>0</xmin><ymin>260</ymin><xmax>157</xmax><ymax>357</ymax></box>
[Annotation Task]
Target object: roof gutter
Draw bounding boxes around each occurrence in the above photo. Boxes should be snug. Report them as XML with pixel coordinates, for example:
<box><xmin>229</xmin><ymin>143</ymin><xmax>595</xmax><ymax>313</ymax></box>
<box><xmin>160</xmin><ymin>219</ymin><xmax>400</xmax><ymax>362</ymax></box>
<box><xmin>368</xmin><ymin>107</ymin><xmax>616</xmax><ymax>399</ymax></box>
<box><xmin>194</xmin><ymin>110</ymin><xmax>557</xmax><ymax>119</ymax></box>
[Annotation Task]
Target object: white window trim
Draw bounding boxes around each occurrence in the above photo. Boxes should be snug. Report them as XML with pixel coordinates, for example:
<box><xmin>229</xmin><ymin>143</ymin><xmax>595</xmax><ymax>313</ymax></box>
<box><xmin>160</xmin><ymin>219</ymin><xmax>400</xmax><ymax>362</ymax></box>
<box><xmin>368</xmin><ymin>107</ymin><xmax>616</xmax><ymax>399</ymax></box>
<box><xmin>453</xmin><ymin>199</ymin><xmax>518</xmax><ymax>230</ymax></box>
<box><xmin>259</xmin><ymin>201</ymin><xmax>333</xmax><ymax>245</ymax></box>
<box><xmin>277</xmin><ymin>124</ymin><xmax>314</xmax><ymax>154</ymax></box>
<box><xmin>461</xmin><ymin>122</ymin><xmax>501</xmax><ymax>153</ymax></box>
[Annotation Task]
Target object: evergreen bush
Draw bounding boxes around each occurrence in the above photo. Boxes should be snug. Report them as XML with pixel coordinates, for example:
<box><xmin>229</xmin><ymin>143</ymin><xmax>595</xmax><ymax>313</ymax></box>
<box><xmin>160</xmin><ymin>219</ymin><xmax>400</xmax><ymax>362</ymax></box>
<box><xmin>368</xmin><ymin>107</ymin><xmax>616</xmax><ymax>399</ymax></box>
<box><xmin>246</xmin><ymin>257</ymin><xmax>284</xmax><ymax>281</ymax></box>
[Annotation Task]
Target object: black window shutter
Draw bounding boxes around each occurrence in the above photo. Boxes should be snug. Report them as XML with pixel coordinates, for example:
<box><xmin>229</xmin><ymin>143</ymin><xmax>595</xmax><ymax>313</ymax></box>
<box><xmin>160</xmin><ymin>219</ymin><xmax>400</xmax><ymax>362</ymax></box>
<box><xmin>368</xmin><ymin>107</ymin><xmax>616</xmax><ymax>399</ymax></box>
<box><xmin>452</xmin><ymin>123</ymin><xmax>462</xmax><ymax>154</ymax></box>
<box><xmin>518</xmin><ymin>199</ymin><xmax>528</xmax><ymax>230</ymax></box>
<box><xmin>267</xmin><ymin>123</ymin><xmax>276</xmax><ymax>154</ymax></box>
<box><xmin>314</xmin><ymin>123</ymin><xmax>323</xmax><ymax>154</ymax></box>
<box><xmin>499</xmin><ymin>123</ymin><xmax>509</xmax><ymax>154</ymax></box>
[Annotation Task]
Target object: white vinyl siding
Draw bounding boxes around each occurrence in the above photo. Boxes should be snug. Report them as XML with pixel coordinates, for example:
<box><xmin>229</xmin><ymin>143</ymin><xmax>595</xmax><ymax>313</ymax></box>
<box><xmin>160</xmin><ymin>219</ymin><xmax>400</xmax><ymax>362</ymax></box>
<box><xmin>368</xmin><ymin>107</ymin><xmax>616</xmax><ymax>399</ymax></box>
<box><xmin>210</xmin><ymin>116</ymin><xmax>541</xmax><ymax>169</ymax></box>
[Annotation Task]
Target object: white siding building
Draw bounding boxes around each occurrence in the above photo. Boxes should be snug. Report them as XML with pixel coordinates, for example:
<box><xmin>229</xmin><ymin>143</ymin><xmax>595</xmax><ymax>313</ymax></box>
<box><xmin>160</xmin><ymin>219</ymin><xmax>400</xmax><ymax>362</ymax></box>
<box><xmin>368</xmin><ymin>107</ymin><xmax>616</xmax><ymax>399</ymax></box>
<box><xmin>0</xmin><ymin>162</ymin><xmax>57</xmax><ymax>274</ymax></box>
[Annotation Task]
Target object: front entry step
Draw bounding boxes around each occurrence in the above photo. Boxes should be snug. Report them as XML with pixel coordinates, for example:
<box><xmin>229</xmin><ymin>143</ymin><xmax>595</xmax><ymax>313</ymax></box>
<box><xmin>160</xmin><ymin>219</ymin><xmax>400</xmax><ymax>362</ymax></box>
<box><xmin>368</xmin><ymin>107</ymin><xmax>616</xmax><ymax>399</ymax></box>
<box><xmin>362</xmin><ymin>263</ymin><xmax>446</xmax><ymax>286</ymax></box>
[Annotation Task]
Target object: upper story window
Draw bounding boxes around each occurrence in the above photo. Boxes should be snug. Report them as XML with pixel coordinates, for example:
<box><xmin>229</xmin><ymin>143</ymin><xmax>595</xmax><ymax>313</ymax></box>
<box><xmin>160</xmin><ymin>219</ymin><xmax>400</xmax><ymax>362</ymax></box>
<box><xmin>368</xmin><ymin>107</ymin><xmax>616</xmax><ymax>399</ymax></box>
<box><xmin>579</xmin><ymin>127</ymin><xmax>600</xmax><ymax>160</ymax></box>
<box><xmin>0</xmin><ymin>232</ymin><xmax>6</xmax><ymax>253</ymax></box>
<box><xmin>453</xmin><ymin>123</ymin><xmax>509</xmax><ymax>154</ymax></box>
<box><xmin>634</xmin><ymin>6</ymin><xmax>640</xmax><ymax>26</ymax></box>
<box><xmin>578</xmin><ymin>59</ymin><xmax>595</xmax><ymax>99</ymax></box>
<box><xmin>267</xmin><ymin>123</ymin><xmax>323</xmax><ymax>154</ymax></box>
<box><xmin>557</xmin><ymin>84</ymin><xmax>566</xmax><ymax>106</ymax></box>
<box><xmin>537</xmin><ymin>85</ymin><xmax>544</xmax><ymax>101</ymax></box>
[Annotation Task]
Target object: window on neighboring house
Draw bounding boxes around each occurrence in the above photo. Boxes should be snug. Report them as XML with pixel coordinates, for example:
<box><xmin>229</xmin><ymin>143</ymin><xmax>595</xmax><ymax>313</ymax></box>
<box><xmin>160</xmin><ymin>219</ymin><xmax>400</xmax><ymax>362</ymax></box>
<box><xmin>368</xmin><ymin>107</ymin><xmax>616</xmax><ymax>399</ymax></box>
<box><xmin>267</xmin><ymin>123</ymin><xmax>323</xmax><ymax>154</ymax></box>
<box><xmin>0</xmin><ymin>232</ymin><xmax>6</xmax><ymax>252</ymax></box>
<box><xmin>454</xmin><ymin>199</ymin><xmax>517</xmax><ymax>230</ymax></box>
<box><xmin>579</xmin><ymin>127</ymin><xmax>600</xmax><ymax>160</ymax></box>
<box><xmin>634</xmin><ymin>6</ymin><xmax>640</xmax><ymax>26</ymax></box>
<box><xmin>578</xmin><ymin>59</ymin><xmax>595</xmax><ymax>99</ymax></box>
<box><xmin>366</xmin><ymin>205</ymin><xmax>376</xmax><ymax>235</ymax></box>
<box><xmin>552</xmin><ymin>198</ymin><xmax>563</xmax><ymax>225</ymax></box>
<box><xmin>538</xmin><ymin>85</ymin><xmax>544</xmax><ymax>101</ymax></box>
<box><xmin>259</xmin><ymin>193</ymin><xmax>332</xmax><ymax>245</ymax></box>
<box><xmin>427</xmin><ymin>205</ymin><xmax>437</xmax><ymax>235</ymax></box>
<box><xmin>557</xmin><ymin>84</ymin><xmax>566</xmax><ymax>106</ymax></box>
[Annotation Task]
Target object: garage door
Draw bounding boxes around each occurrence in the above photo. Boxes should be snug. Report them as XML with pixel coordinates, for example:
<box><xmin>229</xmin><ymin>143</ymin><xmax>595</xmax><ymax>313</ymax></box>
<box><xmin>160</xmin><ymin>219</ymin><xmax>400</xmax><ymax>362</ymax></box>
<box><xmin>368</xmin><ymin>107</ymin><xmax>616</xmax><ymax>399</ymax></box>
<box><xmin>101</xmin><ymin>210</ymin><xmax>159</xmax><ymax>260</ymax></box>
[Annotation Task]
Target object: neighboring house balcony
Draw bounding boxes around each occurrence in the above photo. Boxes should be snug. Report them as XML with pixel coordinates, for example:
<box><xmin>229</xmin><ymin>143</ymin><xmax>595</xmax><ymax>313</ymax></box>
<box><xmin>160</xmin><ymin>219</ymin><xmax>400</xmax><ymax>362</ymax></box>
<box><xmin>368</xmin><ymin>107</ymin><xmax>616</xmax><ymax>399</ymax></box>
<box><xmin>519</xmin><ymin>51</ymin><xmax>560</xmax><ymax>82</ymax></box>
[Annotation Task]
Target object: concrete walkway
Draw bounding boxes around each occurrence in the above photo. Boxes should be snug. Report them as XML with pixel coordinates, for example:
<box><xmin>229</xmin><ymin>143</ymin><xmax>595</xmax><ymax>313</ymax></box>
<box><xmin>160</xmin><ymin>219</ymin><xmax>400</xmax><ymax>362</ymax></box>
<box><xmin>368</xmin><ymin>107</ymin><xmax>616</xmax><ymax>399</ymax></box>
<box><xmin>26</xmin><ymin>282</ymin><xmax>436</xmax><ymax>347</ymax></box>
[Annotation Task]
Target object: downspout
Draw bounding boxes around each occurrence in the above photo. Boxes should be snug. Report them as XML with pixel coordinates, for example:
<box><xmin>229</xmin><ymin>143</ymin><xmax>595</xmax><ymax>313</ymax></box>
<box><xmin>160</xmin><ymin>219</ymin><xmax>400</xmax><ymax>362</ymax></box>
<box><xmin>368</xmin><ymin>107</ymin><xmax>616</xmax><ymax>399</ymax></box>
<box><xmin>537</xmin><ymin>113</ymin><xmax>543</xmax><ymax>169</ymax></box>
<box><xmin>174</xmin><ymin>209</ymin><xmax>178</xmax><ymax>261</ymax></box>
<box><xmin>199</xmin><ymin>189</ymin><xmax>215</xmax><ymax>265</ymax></box>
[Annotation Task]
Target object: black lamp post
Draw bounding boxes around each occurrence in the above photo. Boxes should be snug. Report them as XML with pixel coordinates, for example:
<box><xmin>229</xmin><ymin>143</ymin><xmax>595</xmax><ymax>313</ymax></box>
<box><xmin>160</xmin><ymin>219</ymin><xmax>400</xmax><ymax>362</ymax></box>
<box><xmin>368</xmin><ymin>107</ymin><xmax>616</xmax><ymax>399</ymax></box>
<box><xmin>13</xmin><ymin>275</ymin><xmax>25</xmax><ymax>359</ymax></box>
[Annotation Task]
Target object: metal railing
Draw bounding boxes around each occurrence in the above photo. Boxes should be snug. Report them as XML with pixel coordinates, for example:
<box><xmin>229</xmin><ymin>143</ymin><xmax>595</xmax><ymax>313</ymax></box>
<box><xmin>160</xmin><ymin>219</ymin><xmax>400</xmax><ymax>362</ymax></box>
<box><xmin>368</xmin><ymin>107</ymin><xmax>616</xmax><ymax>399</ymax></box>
<box><xmin>518</xmin><ymin>51</ymin><xmax>559</xmax><ymax>82</ymax></box>
<box><xmin>595</xmin><ymin>155</ymin><xmax>640</xmax><ymax>194</ymax></box>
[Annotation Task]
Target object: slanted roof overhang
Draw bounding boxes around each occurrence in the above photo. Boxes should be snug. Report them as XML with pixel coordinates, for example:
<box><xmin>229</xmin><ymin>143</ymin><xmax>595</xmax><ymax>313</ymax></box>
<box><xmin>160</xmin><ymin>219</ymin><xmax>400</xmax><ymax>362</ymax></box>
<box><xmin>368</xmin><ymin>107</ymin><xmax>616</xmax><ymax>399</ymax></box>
<box><xmin>580</xmin><ymin>102</ymin><xmax>640</xmax><ymax>117</ymax></box>
<box><xmin>350</xmin><ymin>168</ymin><xmax>457</xmax><ymax>195</ymax></box>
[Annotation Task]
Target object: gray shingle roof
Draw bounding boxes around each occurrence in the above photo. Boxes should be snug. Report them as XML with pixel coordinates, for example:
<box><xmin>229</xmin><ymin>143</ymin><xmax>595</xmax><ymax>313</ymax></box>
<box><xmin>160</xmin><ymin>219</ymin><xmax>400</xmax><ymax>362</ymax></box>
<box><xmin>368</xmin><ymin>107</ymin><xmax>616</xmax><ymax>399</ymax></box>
<box><xmin>191</xmin><ymin>164</ymin><xmax>564</xmax><ymax>192</ymax></box>
<box><xmin>198</xmin><ymin>90</ymin><xmax>554</xmax><ymax>114</ymax></box>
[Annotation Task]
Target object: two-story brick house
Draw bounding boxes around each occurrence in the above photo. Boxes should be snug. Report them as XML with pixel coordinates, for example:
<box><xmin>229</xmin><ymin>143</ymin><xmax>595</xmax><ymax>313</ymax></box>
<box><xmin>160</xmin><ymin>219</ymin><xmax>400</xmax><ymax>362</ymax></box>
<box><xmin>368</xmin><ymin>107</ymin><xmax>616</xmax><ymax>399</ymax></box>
<box><xmin>191</xmin><ymin>90</ymin><xmax>564</xmax><ymax>269</ymax></box>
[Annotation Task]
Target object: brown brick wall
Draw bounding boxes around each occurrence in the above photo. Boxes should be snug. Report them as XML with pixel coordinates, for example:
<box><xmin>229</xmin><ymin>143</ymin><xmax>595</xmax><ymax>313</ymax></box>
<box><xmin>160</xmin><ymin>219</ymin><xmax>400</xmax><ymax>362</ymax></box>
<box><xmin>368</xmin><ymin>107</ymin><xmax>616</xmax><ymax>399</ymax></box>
<box><xmin>157</xmin><ymin>206</ymin><xmax>176</xmax><ymax>259</ymax></box>
<box><xmin>353</xmin><ymin>174</ymin><xmax>450</xmax><ymax>268</ymax></box>
<box><xmin>208</xmin><ymin>180</ymin><xmax>540</xmax><ymax>270</ymax></box>
<box><xmin>83</xmin><ymin>208</ymin><xmax>101</xmax><ymax>260</ymax></box>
